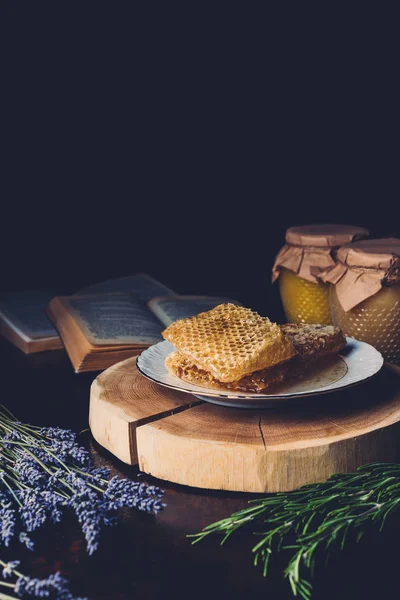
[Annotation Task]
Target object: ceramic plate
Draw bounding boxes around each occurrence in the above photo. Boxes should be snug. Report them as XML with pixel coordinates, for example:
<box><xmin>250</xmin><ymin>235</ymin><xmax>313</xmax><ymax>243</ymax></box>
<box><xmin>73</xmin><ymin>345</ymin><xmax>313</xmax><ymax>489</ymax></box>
<box><xmin>136</xmin><ymin>338</ymin><xmax>383</xmax><ymax>408</ymax></box>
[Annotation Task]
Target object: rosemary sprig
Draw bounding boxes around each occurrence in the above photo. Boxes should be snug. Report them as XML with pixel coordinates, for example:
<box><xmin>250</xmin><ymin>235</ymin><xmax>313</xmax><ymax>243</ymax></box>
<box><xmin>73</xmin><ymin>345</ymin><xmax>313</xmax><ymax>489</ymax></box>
<box><xmin>189</xmin><ymin>463</ymin><xmax>400</xmax><ymax>599</ymax></box>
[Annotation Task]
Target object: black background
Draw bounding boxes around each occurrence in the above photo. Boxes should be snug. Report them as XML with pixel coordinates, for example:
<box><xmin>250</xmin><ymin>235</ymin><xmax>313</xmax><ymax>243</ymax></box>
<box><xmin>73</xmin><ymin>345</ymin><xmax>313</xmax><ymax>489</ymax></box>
<box><xmin>1</xmin><ymin>4</ymin><xmax>399</xmax><ymax>322</ymax></box>
<box><xmin>1</xmin><ymin>7</ymin><xmax>400</xmax><ymax>600</ymax></box>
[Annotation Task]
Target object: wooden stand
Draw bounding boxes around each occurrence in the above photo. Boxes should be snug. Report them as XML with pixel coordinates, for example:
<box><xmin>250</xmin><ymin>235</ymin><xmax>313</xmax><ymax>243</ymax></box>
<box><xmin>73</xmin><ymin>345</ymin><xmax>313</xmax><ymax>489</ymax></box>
<box><xmin>89</xmin><ymin>357</ymin><xmax>400</xmax><ymax>492</ymax></box>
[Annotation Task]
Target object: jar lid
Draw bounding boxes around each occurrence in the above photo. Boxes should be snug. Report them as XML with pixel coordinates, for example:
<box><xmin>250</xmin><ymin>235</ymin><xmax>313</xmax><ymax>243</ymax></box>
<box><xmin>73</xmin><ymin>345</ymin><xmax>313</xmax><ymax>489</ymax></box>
<box><xmin>321</xmin><ymin>237</ymin><xmax>400</xmax><ymax>312</ymax></box>
<box><xmin>286</xmin><ymin>224</ymin><xmax>370</xmax><ymax>248</ymax></box>
<box><xmin>272</xmin><ymin>224</ymin><xmax>370</xmax><ymax>284</ymax></box>
<box><xmin>337</xmin><ymin>238</ymin><xmax>400</xmax><ymax>270</ymax></box>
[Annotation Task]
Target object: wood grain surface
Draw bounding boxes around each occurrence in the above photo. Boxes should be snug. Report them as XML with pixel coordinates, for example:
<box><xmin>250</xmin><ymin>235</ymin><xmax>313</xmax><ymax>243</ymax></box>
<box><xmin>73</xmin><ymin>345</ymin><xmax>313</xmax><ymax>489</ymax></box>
<box><xmin>89</xmin><ymin>357</ymin><xmax>202</xmax><ymax>463</ymax></box>
<box><xmin>90</xmin><ymin>356</ymin><xmax>400</xmax><ymax>492</ymax></box>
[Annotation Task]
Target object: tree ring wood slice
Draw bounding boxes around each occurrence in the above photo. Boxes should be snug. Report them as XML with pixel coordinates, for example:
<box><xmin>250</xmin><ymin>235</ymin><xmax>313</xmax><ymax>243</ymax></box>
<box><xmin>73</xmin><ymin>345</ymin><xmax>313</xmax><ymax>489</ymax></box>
<box><xmin>90</xmin><ymin>357</ymin><xmax>400</xmax><ymax>492</ymax></box>
<box><xmin>89</xmin><ymin>357</ymin><xmax>202</xmax><ymax>464</ymax></box>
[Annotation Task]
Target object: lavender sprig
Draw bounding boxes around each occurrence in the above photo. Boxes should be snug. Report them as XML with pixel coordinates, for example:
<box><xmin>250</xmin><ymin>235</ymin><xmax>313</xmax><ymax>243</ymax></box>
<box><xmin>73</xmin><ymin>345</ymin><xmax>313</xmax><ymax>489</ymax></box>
<box><xmin>0</xmin><ymin>558</ymin><xmax>86</xmax><ymax>599</ymax></box>
<box><xmin>0</xmin><ymin>405</ymin><xmax>166</xmax><ymax>555</ymax></box>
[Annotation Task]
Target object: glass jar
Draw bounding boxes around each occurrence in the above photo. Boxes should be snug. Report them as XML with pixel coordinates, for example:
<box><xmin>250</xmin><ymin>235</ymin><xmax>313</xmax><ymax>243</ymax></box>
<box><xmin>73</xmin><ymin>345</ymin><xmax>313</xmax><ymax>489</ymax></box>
<box><xmin>325</xmin><ymin>238</ymin><xmax>400</xmax><ymax>364</ymax></box>
<box><xmin>330</xmin><ymin>283</ymin><xmax>400</xmax><ymax>363</ymax></box>
<box><xmin>272</xmin><ymin>224</ymin><xmax>369</xmax><ymax>325</ymax></box>
<box><xmin>279</xmin><ymin>267</ymin><xmax>332</xmax><ymax>325</ymax></box>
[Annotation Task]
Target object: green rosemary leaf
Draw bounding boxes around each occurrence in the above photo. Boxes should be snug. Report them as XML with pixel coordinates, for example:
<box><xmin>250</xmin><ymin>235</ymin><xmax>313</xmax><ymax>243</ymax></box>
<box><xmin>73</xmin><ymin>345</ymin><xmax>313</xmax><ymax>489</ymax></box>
<box><xmin>190</xmin><ymin>462</ymin><xmax>400</xmax><ymax>598</ymax></box>
<box><xmin>296</xmin><ymin>579</ymin><xmax>313</xmax><ymax>600</ymax></box>
<box><xmin>262</xmin><ymin>549</ymin><xmax>270</xmax><ymax>577</ymax></box>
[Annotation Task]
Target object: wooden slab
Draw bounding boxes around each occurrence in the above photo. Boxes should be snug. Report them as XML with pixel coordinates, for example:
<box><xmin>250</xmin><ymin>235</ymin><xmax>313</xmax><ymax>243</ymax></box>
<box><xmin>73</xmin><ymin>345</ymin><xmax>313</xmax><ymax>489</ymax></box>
<box><xmin>89</xmin><ymin>357</ymin><xmax>202</xmax><ymax>464</ymax></box>
<box><xmin>89</xmin><ymin>357</ymin><xmax>400</xmax><ymax>492</ymax></box>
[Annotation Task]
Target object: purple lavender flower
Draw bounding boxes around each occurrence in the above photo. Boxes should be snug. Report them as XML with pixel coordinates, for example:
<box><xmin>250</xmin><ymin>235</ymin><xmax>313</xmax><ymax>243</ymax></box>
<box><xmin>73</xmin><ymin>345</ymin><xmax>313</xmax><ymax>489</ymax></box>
<box><xmin>46</xmin><ymin>469</ymin><xmax>65</xmax><ymax>490</ymax></box>
<box><xmin>64</xmin><ymin>472</ymin><xmax>87</xmax><ymax>491</ymax></box>
<box><xmin>41</xmin><ymin>438</ymin><xmax>91</xmax><ymax>469</ymax></box>
<box><xmin>86</xmin><ymin>467</ymin><xmax>110</xmax><ymax>482</ymax></box>
<box><xmin>103</xmin><ymin>477</ymin><xmax>165</xmax><ymax>513</ymax></box>
<box><xmin>40</xmin><ymin>491</ymin><xmax>64</xmax><ymax>524</ymax></box>
<box><xmin>2</xmin><ymin>429</ymin><xmax>22</xmax><ymax>448</ymax></box>
<box><xmin>23</xmin><ymin>445</ymin><xmax>51</xmax><ymax>465</ymax></box>
<box><xmin>14</xmin><ymin>456</ymin><xmax>47</xmax><ymax>488</ymax></box>
<box><xmin>144</xmin><ymin>485</ymin><xmax>165</xmax><ymax>498</ymax></box>
<box><xmin>40</xmin><ymin>427</ymin><xmax>76</xmax><ymax>443</ymax></box>
<box><xmin>19</xmin><ymin>489</ymin><xmax>52</xmax><ymax>532</ymax></box>
<box><xmin>1</xmin><ymin>415</ymin><xmax>166</xmax><ymax>558</ymax></box>
<box><xmin>137</xmin><ymin>496</ymin><xmax>165</xmax><ymax>514</ymax></box>
<box><xmin>2</xmin><ymin>559</ymin><xmax>20</xmax><ymax>579</ymax></box>
<box><xmin>67</xmin><ymin>486</ymin><xmax>107</xmax><ymax>555</ymax></box>
<box><xmin>0</xmin><ymin>502</ymin><xmax>16</xmax><ymax>546</ymax></box>
<box><xmin>15</xmin><ymin>571</ymin><xmax>87</xmax><ymax>599</ymax></box>
<box><xmin>19</xmin><ymin>531</ymin><xmax>35</xmax><ymax>551</ymax></box>
<box><xmin>66</xmin><ymin>444</ymin><xmax>91</xmax><ymax>468</ymax></box>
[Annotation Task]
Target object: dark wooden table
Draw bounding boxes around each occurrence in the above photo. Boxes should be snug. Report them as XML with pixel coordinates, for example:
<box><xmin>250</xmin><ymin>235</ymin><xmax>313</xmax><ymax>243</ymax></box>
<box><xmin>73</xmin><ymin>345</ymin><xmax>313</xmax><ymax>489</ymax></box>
<box><xmin>2</xmin><ymin>340</ymin><xmax>399</xmax><ymax>600</ymax></box>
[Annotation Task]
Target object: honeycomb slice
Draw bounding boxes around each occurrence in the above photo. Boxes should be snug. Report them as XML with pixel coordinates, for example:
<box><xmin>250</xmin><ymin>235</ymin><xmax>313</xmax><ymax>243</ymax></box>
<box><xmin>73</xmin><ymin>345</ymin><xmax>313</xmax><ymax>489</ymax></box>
<box><xmin>162</xmin><ymin>303</ymin><xmax>295</xmax><ymax>382</ymax></box>
<box><xmin>280</xmin><ymin>323</ymin><xmax>346</xmax><ymax>357</ymax></box>
<box><xmin>165</xmin><ymin>351</ymin><xmax>289</xmax><ymax>392</ymax></box>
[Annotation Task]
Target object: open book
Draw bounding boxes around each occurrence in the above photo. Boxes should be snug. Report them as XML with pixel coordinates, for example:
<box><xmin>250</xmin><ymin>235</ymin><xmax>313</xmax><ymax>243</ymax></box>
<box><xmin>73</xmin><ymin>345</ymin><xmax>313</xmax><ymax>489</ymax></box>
<box><xmin>0</xmin><ymin>274</ymin><xmax>175</xmax><ymax>355</ymax></box>
<box><xmin>0</xmin><ymin>291</ymin><xmax>64</xmax><ymax>354</ymax></box>
<box><xmin>47</xmin><ymin>293</ymin><xmax>240</xmax><ymax>373</ymax></box>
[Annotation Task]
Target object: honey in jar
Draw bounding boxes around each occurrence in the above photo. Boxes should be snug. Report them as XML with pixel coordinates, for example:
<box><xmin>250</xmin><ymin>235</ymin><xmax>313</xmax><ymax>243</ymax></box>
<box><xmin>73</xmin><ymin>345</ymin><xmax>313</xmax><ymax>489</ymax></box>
<box><xmin>272</xmin><ymin>224</ymin><xmax>369</xmax><ymax>325</ymax></box>
<box><xmin>322</xmin><ymin>238</ymin><xmax>400</xmax><ymax>364</ymax></box>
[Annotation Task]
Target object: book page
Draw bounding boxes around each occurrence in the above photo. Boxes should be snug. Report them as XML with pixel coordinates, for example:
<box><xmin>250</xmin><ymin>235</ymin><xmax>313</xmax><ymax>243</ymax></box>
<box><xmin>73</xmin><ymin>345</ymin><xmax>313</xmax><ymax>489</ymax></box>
<box><xmin>147</xmin><ymin>295</ymin><xmax>242</xmax><ymax>326</ymax></box>
<box><xmin>76</xmin><ymin>273</ymin><xmax>176</xmax><ymax>303</ymax></box>
<box><xmin>64</xmin><ymin>293</ymin><xmax>164</xmax><ymax>345</ymax></box>
<box><xmin>0</xmin><ymin>291</ymin><xmax>60</xmax><ymax>340</ymax></box>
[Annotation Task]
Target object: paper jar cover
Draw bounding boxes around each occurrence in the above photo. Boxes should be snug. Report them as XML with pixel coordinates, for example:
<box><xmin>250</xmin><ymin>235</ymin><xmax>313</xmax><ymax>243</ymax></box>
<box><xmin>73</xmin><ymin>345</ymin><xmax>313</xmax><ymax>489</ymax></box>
<box><xmin>321</xmin><ymin>238</ymin><xmax>400</xmax><ymax>312</ymax></box>
<box><xmin>272</xmin><ymin>224</ymin><xmax>369</xmax><ymax>284</ymax></box>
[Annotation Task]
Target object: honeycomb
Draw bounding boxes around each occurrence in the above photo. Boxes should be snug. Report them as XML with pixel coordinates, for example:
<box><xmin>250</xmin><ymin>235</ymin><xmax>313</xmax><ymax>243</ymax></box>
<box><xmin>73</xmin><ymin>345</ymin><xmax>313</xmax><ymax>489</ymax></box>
<box><xmin>330</xmin><ymin>285</ymin><xmax>400</xmax><ymax>364</ymax></box>
<box><xmin>165</xmin><ymin>350</ymin><xmax>288</xmax><ymax>392</ymax></box>
<box><xmin>280</xmin><ymin>323</ymin><xmax>346</xmax><ymax>357</ymax></box>
<box><xmin>162</xmin><ymin>303</ymin><xmax>295</xmax><ymax>383</ymax></box>
<box><xmin>278</xmin><ymin>267</ymin><xmax>332</xmax><ymax>325</ymax></box>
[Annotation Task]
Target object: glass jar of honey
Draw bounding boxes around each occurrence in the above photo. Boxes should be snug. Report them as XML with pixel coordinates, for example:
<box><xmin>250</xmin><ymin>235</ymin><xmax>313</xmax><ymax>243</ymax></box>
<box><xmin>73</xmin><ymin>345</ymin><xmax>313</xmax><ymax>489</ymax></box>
<box><xmin>272</xmin><ymin>225</ymin><xmax>369</xmax><ymax>325</ymax></box>
<box><xmin>323</xmin><ymin>238</ymin><xmax>400</xmax><ymax>364</ymax></box>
